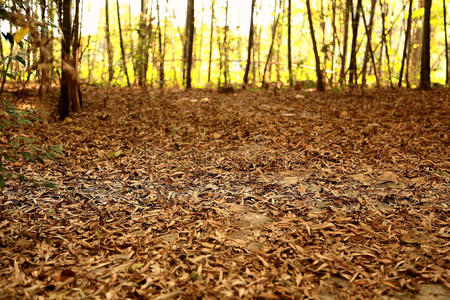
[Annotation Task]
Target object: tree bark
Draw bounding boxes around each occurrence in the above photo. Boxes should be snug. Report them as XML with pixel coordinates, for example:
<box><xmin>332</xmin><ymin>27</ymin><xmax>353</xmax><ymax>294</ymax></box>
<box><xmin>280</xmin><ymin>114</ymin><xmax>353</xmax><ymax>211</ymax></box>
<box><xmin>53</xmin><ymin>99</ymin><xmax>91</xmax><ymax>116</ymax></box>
<box><xmin>105</xmin><ymin>0</ymin><xmax>114</xmax><ymax>84</ymax></box>
<box><xmin>156</xmin><ymin>0</ymin><xmax>165</xmax><ymax>88</ymax></box>
<box><xmin>360</xmin><ymin>0</ymin><xmax>378</xmax><ymax>88</ymax></box>
<box><xmin>58</xmin><ymin>0</ymin><xmax>72</xmax><ymax>120</ymax></box>
<box><xmin>348</xmin><ymin>0</ymin><xmax>361</xmax><ymax>87</ymax></box>
<box><xmin>261</xmin><ymin>1</ymin><xmax>280</xmax><ymax>87</ymax></box>
<box><xmin>339</xmin><ymin>0</ymin><xmax>351</xmax><ymax>87</ymax></box>
<box><xmin>398</xmin><ymin>0</ymin><xmax>413</xmax><ymax>87</ymax></box>
<box><xmin>207</xmin><ymin>0</ymin><xmax>215</xmax><ymax>84</ymax></box>
<box><xmin>444</xmin><ymin>0</ymin><xmax>449</xmax><ymax>85</ymax></box>
<box><xmin>379</xmin><ymin>0</ymin><xmax>393</xmax><ymax>87</ymax></box>
<box><xmin>185</xmin><ymin>0</ymin><xmax>195</xmax><ymax>88</ymax></box>
<box><xmin>287</xmin><ymin>0</ymin><xmax>293</xmax><ymax>87</ymax></box>
<box><xmin>243</xmin><ymin>0</ymin><xmax>256</xmax><ymax>87</ymax></box>
<box><xmin>306</xmin><ymin>0</ymin><xmax>325</xmax><ymax>91</ymax></box>
<box><xmin>419</xmin><ymin>0</ymin><xmax>432</xmax><ymax>90</ymax></box>
<box><xmin>223</xmin><ymin>0</ymin><xmax>229</xmax><ymax>86</ymax></box>
<box><xmin>116</xmin><ymin>0</ymin><xmax>130</xmax><ymax>86</ymax></box>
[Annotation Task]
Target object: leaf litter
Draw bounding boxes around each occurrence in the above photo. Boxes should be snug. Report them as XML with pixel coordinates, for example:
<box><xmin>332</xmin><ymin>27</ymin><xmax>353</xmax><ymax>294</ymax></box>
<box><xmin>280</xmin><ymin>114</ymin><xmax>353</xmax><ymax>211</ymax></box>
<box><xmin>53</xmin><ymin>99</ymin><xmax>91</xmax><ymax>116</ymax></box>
<box><xmin>0</xmin><ymin>87</ymin><xmax>449</xmax><ymax>299</ymax></box>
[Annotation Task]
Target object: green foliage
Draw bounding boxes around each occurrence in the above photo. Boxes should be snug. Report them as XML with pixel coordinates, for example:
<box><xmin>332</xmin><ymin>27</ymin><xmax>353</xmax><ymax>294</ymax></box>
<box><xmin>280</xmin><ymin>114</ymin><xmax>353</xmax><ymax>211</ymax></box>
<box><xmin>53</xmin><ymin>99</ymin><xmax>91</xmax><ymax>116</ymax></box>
<box><xmin>0</xmin><ymin>100</ymin><xmax>63</xmax><ymax>188</ymax></box>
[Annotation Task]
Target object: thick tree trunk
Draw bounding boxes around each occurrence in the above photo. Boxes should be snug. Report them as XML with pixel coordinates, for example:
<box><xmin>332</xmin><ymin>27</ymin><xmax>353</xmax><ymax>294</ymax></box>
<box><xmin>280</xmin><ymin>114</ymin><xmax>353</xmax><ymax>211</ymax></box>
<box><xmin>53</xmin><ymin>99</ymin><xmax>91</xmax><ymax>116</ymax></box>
<box><xmin>419</xmin><ymin>0</ymin><xmax>432</xmax><ymax>90</ymax></box>
<box><xmin>116</xmin><ymin>0</ymin><xmax>130</xmax><ymax>87</ymax></box>
<box><xmin>58</xmin><ymin>0</ymin><xmax>72</xmax><ymax>120</ymax></box>
<box><xmin>156</xmin><ymin>0</ymin><xmax>165</xmax><ymax>88</ymax></box>
<box><xmin>306</xmin><ymin>0</ymin><xmax>325</xmax><ymax>91</ymax></box>
<box><xmin>243</xmin><ymin>0</ymin><xmax>256</xmax><ymax>87</ymax></box>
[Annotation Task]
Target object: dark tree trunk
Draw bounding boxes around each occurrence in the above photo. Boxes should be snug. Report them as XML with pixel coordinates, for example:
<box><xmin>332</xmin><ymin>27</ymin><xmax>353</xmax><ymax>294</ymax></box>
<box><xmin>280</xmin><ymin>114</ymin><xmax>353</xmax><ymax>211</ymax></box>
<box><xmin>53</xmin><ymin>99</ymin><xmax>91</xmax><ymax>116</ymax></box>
<box><xmin>185</xmin><ymin>0</ymin><xmax>195</xmax><ymax>88</ymax></box>
<box><xmin>58</xmin><ymin>0</ymin><xmax>72</xmax><ymax>120</ymax></box>
<box><xmin>419</xmin><ymin>0</ymin><xmax>432</xmax><ymax>90</ymax></box>
<box><xmin>444</xmin><ymin>0</ymin><xmax>449</xmax><ymax>85</ymax></box>
<box><xmin>306</xmin><ymin>0</ymin><xmax>325</xmax><ymax>91</ymax></box>
<box><xmin>116</xmin><ymin>0</ymin><xmax>130</xmax><ymax>87</ymax></box>
<box><xmin>243</xmin><ymin>0</ymin><xmax>256</xmax><ymax>87</ymax></box>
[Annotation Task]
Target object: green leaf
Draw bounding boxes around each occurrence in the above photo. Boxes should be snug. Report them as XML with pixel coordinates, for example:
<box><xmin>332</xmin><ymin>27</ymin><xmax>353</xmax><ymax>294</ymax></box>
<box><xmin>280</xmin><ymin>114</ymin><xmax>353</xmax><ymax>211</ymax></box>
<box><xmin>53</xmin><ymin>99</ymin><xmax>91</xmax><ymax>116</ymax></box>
<box><xmin>0</xmin><ymin>175</ymin><xmax>4</xmax><ymax>189</ymax></box>
<box><xmin>41</xmin><ymin>182</ymin><xmax>57</xmax><ymax>189</ymax></box>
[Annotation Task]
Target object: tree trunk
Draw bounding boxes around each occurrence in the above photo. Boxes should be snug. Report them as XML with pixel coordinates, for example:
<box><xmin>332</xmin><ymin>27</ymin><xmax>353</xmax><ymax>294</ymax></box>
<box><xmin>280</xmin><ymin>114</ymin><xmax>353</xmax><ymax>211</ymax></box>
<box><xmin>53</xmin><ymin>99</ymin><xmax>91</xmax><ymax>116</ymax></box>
<box><xmin>348</xmin><ymin>0</ymin><xmax>361</xmax><ymax>87</ymax></box>
<box><xmin>137</xmin><ymin>0</ymin><xmax>148</xmax><ymax>87</ymax></box>
<box><xmin>207</xmin><ymin>0</ymin><xmax>215</xmax><ymax>84</ymax></box>
<box><xmin>223</xmin><ymin>0</ymin><xmax>230</xmax><ymax>86</ymax></box>
<box><xmin>398</xmin><ymin>0</ymin><xmax>413</xmax><ymax>87</ymax></box>
<box><xmin>419</xmin><ymin>0</ymin><xmax>432</xmax><ymax>90</ymax></box>
<box><xmin>105</xmin><ymin>0</ymin><xmax>114</xmax><ymax>84</ymax></box>
<box><xmin>261</xmin><ymin>1</ymin><xmax>280</xmax><ymax>87</ymax></box>
<box><xmin>306</xmin><ymin>0</ymin><xmax>325</xmax><ymax>91</ymax></box>
<box><xmin>116</xmin><ymin>0</ymin><xmax>130</xmax><ymax>86</ymax></box>
<box><xmin>58</xmin><ymin>0</ymin><xmax>72</xmax><ymax>120</ymax></box>
<box><xmin>185</xmin><ymin>0</ymin><xmax>195</xmax><ymax>88</ymax></box>
<box><xmin>339</xmin><ymin>0</ymin><xmax>351</xmax><ymax>87</ymax></box>
<box><xmin>287</xmin><ymin>0</ymin><xmax>293</xmax><ymax>87</ymax></box>
<box><xmin>379</xmin><ymin>0</ymin><xmax>393</xmax><ymax>87</ymax></box>
<box><xmin>361</xmin><ymin>0</ymin><xmax>378</xmax><ymax>88</ymax></box>
<box><xmin>243</xmin><ymin>0</ymin><xmax>256</xmax><ymax>87</ymax></box>
<box><xmin>156</xmin><ymin>0</ymin><xmax>164</xmax><ymax>88</ymax></box>
<box><xmin>444</xmin><ymin>0</ymin><xmax>449</xmax><ymax>85</ymax></box>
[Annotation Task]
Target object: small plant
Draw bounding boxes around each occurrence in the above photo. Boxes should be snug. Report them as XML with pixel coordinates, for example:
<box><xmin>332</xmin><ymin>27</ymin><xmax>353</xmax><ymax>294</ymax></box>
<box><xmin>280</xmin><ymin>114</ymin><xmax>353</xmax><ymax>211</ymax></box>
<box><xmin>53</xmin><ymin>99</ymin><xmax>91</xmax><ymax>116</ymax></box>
<box><xmin>0</xmin><ymin>100</ymin><xmax>63</xmax><ymax>188</ymax></box>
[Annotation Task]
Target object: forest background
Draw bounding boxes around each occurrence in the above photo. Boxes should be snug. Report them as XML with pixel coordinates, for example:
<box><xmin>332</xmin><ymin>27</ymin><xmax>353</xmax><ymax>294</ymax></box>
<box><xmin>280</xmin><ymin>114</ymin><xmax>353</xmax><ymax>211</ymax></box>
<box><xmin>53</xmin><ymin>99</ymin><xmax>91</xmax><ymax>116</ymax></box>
<box><xmin>1</xmin><ymin>0</ymin><xmax>448</xmax><ymax>94</ymax></box>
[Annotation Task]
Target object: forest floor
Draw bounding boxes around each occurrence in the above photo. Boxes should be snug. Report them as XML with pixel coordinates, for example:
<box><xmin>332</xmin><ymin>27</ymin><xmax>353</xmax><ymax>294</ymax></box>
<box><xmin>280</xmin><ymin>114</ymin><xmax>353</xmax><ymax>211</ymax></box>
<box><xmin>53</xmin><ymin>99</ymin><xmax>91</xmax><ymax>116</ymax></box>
<box><xmin>0</xmin><ymin>86</ymin><xmax>449</xmax><ymax>299</ymax></box>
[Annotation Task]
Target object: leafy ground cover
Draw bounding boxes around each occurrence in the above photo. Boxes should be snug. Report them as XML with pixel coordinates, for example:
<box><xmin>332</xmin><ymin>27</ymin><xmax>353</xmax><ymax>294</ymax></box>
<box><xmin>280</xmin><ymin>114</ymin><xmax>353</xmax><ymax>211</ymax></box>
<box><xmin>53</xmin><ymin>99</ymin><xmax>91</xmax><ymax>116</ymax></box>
<box><xmin>0</xmin><ymin>87</ymin><xmax>449</xmax><ymax>299</ymax></box>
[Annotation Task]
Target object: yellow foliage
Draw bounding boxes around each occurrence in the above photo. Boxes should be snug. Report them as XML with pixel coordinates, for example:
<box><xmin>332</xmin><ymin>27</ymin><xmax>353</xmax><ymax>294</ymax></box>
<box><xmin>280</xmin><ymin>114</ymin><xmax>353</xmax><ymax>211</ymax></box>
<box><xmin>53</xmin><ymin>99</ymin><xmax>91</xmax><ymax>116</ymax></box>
<box><xmin>14</xmin><ymin>26</ymin><xmax>29</xmax><ymax>43</ymax></box>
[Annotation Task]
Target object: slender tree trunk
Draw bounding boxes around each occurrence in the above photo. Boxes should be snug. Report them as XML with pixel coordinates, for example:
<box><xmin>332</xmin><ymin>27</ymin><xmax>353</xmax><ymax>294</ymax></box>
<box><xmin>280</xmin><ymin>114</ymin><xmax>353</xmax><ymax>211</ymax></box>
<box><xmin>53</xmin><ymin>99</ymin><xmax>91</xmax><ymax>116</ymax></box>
<box><xmin>207</xmin><ymin>0</ymin><xmax>215</xmax><ymax>84</ymax></box>
<box><xmin>398</xmin><ymin>0</ymin><xmax>413</xmax><ymax>87</ymax></box>
<box><xmin>306</xmin><ymin>0</ymin><xmax>325</xmax><ymax>91</ymax></box>
<box><xmin>105</xmin><ymin>0</ymin><xmax>114</xmax><ymax>84</ymax></box>
<box><xmin>261</xmin><ymin>1</ymin><xmax>280</xmax><ymax>87</ymax></box>
<box><xmin>70</xmin><ymin>0</ymin><xmax>81</xmax><ymax>112</ymax></box>
<box><xmin>339</xmin><ymin>0</ymin><xmax>351</xmax><ymax>87</ymax></box>
<box><xmin>361</xmin><ymin>0</ymin><xmax>378</xmax><ymax>88</ymax></box>
<box><xmin>156</xmin><ymin>0</ymin><xmax>164</xmax><ymax>88</ymax></box>
<box><xmin>348</xmin><ymin>0</ymin><xmax>361</xmax><ymax>87</ymax></box>
<box><xmin>379</xmin><ymin>0</ymin><xmax>393</xmax><ymax>87</ymax></box>
<box><xmin>444</xmin><ymin>0</ymin><xmax>449</xmax><ymax>85</ymax></box>
<box><xmin>419</xmin><ymin>0</ymin><xmax>432</xmax><ymax>90</ymax></box>
<box><xmin>243</xmin><ymin>0</ymin><xmax>256</xmax><ymax>87</ymax></box>
<box><xmin>116</xmin><ymin>0</ymin><xmax>130</xmax><ymax>86</ymax></box>
<box><xmin>185</xmin><ymin>0</ymin><xmax>195</xmax><ymax>88</ymax></box>
<box><xmin>287</xmin><ymin>0</ymin><xmax>293</xmax><ymax>87</ymax></box>
<box><xmin>137</xmin><ymin>0</ymin><xmax>148</xmax><ymax>86</ymax></box>
<box><xmin>223</xmin><ymin>0</ymin><xmax>229</xmax><ymax>86</ymax></box>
